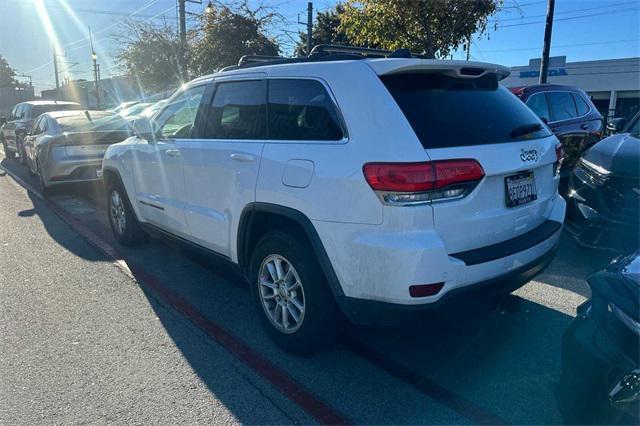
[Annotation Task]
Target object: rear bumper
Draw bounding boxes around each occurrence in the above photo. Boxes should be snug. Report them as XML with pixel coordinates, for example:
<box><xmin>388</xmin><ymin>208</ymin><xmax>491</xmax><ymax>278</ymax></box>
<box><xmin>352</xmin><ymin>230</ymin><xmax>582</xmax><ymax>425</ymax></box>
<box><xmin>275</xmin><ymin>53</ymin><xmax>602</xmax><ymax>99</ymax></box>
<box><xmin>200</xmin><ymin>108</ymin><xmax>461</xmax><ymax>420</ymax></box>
<box><xmin>42</xmin><ymin>159</ymin><xmax>103</xmax><ymax>186</ymax></box>
<box><xmin>337</xmin><ymin>240</ymin><xmax>558</xmax><ymax>325</ymax></box>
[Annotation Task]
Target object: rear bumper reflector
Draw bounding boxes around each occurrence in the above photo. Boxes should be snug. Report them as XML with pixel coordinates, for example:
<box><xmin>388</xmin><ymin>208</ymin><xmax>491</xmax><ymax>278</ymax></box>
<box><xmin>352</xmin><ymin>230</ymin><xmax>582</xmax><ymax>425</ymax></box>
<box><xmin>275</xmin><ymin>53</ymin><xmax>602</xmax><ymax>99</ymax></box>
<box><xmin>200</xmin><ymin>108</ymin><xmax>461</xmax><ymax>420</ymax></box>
<box><xmin>409</xmin><ymin>282</ymin><xmax>444</xmax><ymax>298</ymax></box>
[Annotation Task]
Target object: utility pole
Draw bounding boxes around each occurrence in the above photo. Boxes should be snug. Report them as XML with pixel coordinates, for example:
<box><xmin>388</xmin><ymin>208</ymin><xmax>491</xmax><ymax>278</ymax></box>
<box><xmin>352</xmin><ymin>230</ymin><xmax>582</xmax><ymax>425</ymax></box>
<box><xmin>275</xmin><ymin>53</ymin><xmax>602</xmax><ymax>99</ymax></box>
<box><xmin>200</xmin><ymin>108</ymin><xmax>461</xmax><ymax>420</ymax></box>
<box><xmin>178</xmin><ymin>0</ymin><xmax>186</xmax><ymax>80</ymax></box>
<box><xmin>539</xmin><ymin>0</ymin><xmax>555</xmax><ymax>84</ymax></box>
<box><xmin>306</xmin><ymin>2</ymin><xmax>313</xmax><ymax>56</ymax></box>
<box><xmin>465</xmin><ymin>35</ymin><xmax>471</xmax><ymax>61</ymax></box>
<box><xmin>89</xmin><ymin>27</ymin><xmax>100</xmax><ymax>109</ymax></box>
<box><xmin>53</xmin><ymin>50</ymin><xmax>60</xmax><ymax>89</ymax></box>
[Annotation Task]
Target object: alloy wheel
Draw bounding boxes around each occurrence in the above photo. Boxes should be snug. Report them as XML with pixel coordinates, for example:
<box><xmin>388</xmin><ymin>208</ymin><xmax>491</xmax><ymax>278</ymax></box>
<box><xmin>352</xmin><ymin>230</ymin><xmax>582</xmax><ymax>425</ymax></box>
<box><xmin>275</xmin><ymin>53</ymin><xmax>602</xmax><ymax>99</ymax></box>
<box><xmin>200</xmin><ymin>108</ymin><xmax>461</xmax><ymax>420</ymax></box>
<box><xmin>109</xmin><ymin>190</ymin><xmax>127</xmax><ymax>236</ymax></box>
<box><xmin>258</xmin><ymin>254</ymin><xmax>306</xmax><ymax>334</ymax></box>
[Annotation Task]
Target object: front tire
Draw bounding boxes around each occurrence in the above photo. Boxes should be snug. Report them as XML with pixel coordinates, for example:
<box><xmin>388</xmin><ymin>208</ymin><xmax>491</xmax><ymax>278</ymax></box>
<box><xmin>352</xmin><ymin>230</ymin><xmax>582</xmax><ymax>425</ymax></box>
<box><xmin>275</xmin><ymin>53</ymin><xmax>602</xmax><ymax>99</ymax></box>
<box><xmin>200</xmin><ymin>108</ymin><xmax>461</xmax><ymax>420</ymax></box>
<box><xmin>250</xmin><ymin>230</ymin><xmax>342</xmax><ymax>354</ymax></box>
<box><xmin>107</xmin><ymin>178</ymin><xmax>147</xmax><ymax>246</ymax></box>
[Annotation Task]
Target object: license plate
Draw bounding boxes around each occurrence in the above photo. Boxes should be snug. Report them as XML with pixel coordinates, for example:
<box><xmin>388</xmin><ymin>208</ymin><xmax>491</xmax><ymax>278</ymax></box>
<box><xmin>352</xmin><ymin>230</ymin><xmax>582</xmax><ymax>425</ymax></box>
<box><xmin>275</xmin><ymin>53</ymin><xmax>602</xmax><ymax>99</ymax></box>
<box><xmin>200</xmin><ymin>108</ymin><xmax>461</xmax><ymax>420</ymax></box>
<box><xmin>505</xmin><ymin>171</ymin><xmax>537</xmax><ymax>207</ymax></box>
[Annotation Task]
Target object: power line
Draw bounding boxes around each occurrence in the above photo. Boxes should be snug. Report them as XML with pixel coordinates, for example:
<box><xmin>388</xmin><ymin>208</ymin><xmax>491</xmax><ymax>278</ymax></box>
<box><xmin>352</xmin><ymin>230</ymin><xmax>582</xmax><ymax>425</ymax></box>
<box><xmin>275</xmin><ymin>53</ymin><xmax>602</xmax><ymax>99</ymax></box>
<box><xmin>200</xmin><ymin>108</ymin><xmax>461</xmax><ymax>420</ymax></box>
<box><xmin>499</xmin><ymin>6</ymin><xmax>639</xmax><ymax>28</ymax></box>
<box><xmin>495</xmin><ymin>0</ymin><xmax>638</xmax><ymax>22</ymax></box>
<box><xmin>482</xmin><ymin>38</ymin><xmax>640</xmax><ymax>52</ymax></box>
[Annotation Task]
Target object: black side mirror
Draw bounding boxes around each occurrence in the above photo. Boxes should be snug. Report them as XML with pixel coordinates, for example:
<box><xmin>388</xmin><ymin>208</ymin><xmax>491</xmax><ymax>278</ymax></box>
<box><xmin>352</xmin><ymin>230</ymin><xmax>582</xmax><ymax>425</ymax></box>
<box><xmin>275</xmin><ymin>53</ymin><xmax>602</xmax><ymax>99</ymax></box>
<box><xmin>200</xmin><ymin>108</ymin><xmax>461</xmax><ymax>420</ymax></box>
<box><xmin>133</xmin><ymin>117</ymin><xmax>156</xmax><ymax>142</ymax></box>
<box><xmin>0</xmin><ymin>116</ymin><xmax>6</xmax><ymax>126</ymax></box>
<box><xmin>606</xmin><ymin>118</ymin><xmax>627</xmax><ymax>134</ymax></box>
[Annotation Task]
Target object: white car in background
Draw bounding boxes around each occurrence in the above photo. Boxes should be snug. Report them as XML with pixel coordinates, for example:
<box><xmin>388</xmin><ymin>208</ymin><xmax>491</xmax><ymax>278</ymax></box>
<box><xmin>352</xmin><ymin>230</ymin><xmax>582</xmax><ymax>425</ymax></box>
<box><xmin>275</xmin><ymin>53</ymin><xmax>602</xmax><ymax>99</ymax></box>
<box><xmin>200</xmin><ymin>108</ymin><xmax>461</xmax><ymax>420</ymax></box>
<box><xmin>102</xmin><ymin>46</ymin><xmax>566</xmax><ymax>354</ymax></box>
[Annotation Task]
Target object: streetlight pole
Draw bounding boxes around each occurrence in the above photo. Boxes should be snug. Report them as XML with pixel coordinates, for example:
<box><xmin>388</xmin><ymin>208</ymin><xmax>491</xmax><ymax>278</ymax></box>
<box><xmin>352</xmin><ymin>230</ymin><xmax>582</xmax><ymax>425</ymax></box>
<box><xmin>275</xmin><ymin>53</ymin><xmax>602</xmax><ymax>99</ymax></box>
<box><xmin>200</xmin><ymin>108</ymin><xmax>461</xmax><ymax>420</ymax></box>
<box><xmin>89</xmin><ymin>27</ymin><xmax>100</xmax><ymax>109</ymax></box>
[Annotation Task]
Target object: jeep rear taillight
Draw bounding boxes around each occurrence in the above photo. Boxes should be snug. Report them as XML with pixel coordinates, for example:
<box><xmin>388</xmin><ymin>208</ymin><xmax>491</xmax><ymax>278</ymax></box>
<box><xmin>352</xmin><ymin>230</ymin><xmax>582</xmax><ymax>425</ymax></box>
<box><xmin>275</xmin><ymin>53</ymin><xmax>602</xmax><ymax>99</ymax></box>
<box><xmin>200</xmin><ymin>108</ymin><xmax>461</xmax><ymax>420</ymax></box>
<box><xmin>363</xmin><ymin>160</ymin><xmax>484</xmax><ymax>205</ymax></box>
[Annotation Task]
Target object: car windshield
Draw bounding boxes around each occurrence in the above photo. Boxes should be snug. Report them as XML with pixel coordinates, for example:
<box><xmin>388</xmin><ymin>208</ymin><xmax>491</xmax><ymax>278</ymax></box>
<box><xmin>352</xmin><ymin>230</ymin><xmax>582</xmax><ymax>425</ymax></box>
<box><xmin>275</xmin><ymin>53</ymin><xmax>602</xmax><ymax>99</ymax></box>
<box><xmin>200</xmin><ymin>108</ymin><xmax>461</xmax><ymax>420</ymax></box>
<box><xmin>119</xmin><ymin>103</ymin><xmax>152</xmax><ymax>117</ymax></box>
<box><xmin>57</xmin><ymin>112</ymin><xmax>129</xmax><ymax>132</ymax></box>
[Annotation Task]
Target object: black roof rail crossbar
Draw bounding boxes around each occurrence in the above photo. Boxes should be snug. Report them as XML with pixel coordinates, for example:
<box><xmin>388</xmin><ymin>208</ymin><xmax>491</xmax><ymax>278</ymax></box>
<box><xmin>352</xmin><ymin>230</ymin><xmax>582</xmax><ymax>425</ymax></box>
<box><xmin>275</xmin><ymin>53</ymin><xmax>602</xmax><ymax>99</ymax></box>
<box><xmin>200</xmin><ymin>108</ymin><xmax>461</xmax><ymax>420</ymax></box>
<box><xmin>220</xmin><ymin>45</ymin><xmax>431</xmax><ymax>72</ymax></box>
<box><xmin>237</xmin><ymin>55</ymin><xmax>286</xmax><ymax>66</ymax></box>
<box><xmin>309</xmin><ymin>44</ymin><xmax>429</xmax><ymax>59</ymax></box>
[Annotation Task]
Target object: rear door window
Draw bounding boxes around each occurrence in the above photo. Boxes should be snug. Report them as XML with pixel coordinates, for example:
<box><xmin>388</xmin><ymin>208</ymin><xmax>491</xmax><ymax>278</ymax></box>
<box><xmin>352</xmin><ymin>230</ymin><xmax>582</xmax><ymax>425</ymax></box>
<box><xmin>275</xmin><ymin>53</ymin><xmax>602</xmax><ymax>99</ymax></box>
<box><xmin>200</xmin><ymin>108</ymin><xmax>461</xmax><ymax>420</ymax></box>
<box><xmin>381</xmin><ymin>73</ymin><xmax>550</xmax><ymax>149</ymax></box>
<box><xmin>204</xmin><ymin>80</ymin><xmax>266</xmax><ymax>140</ymax></box>
<box><xmin>267</xmin><ymin>79</ymin><xmax>344</xmax><ymax>141</ymax></box>
<box><xmin>547</xmin><ymin>91</ymin><xmax>578</xmax><ymax>122</ymax></box>
<box><xmin>525</xmin><ymin>93</ymin><xmax>551</xmax><ymax>123</ymax></box>
<box><xmin>572</xmin><ymin>93</ymin><xmax>591</xmax><ymax>117</ymax></box>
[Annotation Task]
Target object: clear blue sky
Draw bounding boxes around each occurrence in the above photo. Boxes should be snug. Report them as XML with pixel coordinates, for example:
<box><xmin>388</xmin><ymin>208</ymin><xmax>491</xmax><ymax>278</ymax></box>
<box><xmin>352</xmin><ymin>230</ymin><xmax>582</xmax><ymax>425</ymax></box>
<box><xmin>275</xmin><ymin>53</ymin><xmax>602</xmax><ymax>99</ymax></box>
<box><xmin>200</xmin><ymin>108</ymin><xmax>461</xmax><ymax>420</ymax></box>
<box><xmin>0</xmin><ymin>0</ymin><xmax>638</xmax><ymax>94</ymax></box>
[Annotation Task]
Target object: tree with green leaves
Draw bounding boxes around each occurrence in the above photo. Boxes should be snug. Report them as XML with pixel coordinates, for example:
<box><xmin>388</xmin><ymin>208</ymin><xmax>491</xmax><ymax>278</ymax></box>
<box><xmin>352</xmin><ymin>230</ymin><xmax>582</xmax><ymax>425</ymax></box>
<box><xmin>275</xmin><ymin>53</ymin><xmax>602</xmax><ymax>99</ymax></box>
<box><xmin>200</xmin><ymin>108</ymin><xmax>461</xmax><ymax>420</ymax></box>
<box><xmin>189</xmin><ymin>4</ymin><xmax>280</xmax><ymax>76</ymax></box>
<box><xmin>294</xmin><ymin>4</ymin><xmax>352</xmax><ymax>57</ymax></box>
<box><xmin>0</xmin><ymin>55</ymin><xmax>18</xmax><ymax>88</ymax></box>
<box><xmin>339</xmin><ymin>0</ymin><xmax>501</xmax><ymax>58</ymax></box>
<box><xmin>113</xmin><ymin>21</ymin><xmax>183</xmax><ymax>94</ymax></box>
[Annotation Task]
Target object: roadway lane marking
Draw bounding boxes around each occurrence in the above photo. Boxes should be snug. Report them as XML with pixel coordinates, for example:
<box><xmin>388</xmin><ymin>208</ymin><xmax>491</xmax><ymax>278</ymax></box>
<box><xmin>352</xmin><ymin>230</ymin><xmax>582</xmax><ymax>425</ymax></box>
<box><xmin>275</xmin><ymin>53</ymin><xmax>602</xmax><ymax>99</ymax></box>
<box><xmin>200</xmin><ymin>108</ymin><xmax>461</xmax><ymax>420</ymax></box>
<box><xmin>0</xmin><ymin>159</ymin><xmax>351</xmax><ymax>426</ymax></box>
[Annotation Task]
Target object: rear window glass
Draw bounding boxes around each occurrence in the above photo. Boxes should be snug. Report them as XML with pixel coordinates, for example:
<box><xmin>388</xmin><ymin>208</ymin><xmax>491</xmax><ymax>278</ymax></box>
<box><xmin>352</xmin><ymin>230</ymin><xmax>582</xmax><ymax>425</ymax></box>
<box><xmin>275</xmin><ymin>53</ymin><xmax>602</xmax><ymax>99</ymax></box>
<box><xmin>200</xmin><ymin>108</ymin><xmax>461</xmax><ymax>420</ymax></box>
<box><xmin>32</xmin><ymin>104</ymin><xmax>82</xmax><ymax>117</ymax></box>
<box><xmin>58</xmin><ymin>112</ymin><xmax>129</xmax><ymax>132</ymax></box>
<box><xmin>381</xmin><ymin>73</ymin><xmax>551</xmax><ymax>149</ymax></box>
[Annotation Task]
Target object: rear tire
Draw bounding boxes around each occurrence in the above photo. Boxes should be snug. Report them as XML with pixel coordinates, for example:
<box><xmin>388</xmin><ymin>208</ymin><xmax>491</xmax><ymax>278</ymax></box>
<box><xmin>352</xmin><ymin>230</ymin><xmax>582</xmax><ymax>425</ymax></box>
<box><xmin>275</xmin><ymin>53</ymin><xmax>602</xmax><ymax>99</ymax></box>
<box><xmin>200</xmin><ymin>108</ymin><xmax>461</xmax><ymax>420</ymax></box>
<box><xmin>250</xmin><ymin>229</ymin><xmax>342</xmax><ymax>355</ymax></box>
<box><xmin>36</xmin><ymin>159</ymin><xmax>50</xmax><ymax>196</ymax></box>
<box><xmin>106</xmin><ymin>177</ymin><xmax>147</xmax><ymax>246</ymax></box>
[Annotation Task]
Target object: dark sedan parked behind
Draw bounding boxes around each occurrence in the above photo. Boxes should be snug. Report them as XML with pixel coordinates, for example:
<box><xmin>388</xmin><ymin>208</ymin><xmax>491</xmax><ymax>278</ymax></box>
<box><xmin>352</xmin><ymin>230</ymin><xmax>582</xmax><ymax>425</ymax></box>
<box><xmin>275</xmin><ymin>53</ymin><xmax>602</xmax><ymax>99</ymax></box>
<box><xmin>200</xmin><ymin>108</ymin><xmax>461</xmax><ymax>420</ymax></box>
<box><xmin>510</xmin><ymin>84</ymin><xmax>603</xmax><ymax>192</ymax></box>
<box><xmin>565</xmin><ymin>112</ymin><xmax>639</xmax><ymax>252</ymax></box>
<box><xmin>22</xmin><ymin>110</ymin><xmax>131</xmax><ymax>194</ymax></box>
<box><xmin>0</xmin><ymin>100</ymin><xmax>82</xmax><ymax>163</ymax></box>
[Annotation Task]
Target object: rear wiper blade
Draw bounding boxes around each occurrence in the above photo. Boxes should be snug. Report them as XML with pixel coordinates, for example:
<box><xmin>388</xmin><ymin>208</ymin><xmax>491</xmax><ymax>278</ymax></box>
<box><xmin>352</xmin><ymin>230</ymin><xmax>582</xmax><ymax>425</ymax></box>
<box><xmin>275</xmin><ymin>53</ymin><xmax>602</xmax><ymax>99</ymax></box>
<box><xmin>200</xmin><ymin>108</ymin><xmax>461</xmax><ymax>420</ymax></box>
<box><xmin>510</xmin><ymin>123</ymin><xmax>542</xmax><ymax>138</ymax></box>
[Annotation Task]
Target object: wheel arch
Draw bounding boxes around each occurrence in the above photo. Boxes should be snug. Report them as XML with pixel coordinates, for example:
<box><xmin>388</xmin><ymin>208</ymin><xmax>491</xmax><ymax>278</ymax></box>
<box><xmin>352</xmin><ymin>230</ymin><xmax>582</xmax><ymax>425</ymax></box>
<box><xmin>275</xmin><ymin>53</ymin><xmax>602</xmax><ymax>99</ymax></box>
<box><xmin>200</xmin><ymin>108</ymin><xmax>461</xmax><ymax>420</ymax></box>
<box><xmin>237</xmin><ymin>203</ymin><xmax>344</xmax><ymax>299</ymax></box>
<box><xmin>103</xmin><ymin>166</ymin><xmax>143</xmax><ymax>222</ymax></box>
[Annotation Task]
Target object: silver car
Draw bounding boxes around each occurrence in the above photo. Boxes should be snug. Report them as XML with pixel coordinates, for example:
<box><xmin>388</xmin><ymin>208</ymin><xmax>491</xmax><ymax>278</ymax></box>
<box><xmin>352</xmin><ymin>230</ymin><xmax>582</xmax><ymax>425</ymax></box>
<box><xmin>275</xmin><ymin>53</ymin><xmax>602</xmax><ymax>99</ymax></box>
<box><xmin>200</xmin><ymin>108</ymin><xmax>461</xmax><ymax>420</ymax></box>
<box><xmin>23</xmin><ymin>110</ymin><xmax>131</xmax><ymax>194</ymax></box>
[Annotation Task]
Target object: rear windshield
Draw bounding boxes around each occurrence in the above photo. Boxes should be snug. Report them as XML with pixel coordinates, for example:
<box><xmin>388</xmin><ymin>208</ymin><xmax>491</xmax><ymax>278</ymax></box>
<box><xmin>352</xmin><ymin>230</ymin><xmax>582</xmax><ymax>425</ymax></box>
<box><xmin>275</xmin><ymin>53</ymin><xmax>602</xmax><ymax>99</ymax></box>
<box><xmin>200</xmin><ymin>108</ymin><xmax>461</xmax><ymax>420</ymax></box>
<box><xmin>58</xmin><ymin>112</ymin><xmax>130</xmax><ymax>133</ymax></box>
<box><xmin>33</xmin><ymin>104</ymin><xmax>82</xmax><ymax>116</ymax></box>
<box><xmin>381</xmin><ymin>73</ymin><xmax>551</xmax><ymax>149</ymax></box>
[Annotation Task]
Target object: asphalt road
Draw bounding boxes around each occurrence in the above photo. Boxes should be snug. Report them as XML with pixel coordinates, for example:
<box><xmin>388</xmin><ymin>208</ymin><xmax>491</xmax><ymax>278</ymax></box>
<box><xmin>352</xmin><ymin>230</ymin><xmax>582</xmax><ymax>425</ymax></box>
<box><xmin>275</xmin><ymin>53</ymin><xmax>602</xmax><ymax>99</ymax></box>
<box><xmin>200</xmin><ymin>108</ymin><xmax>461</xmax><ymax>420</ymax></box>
<box><xmin>0</xmin><ymin>151</ymin><xmax>616</xmax><ymax>425</ymax></box>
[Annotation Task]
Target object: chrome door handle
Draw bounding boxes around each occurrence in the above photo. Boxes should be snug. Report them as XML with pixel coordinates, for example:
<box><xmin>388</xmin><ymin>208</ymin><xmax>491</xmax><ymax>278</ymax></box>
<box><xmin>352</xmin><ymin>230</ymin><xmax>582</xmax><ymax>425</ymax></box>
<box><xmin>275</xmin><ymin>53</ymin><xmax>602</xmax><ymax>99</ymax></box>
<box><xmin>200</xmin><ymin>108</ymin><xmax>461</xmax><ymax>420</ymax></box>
<box><xmin>230</xmin><ymin>153</ymin><xmax>255</xmax><ymax>162</ymax></box>
<box><xmin>165</xmin><ymin>149</ymin><xmax>181</xmax><ymax>158</ymax></box>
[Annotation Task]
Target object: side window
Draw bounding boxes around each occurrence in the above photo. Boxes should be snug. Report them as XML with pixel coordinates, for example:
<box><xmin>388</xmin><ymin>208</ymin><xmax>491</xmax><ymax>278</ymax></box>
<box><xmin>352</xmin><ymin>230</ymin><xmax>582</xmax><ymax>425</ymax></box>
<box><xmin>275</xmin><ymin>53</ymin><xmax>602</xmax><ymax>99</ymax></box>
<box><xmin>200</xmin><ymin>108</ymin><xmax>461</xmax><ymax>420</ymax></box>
<box><xmin>21</xmin><ymin>105</ymin><xmax>31</xmax><ymax>119</ymax></box>
<box><xmin>525</xmin><ymin>93</ymin><xmax>551</xmax><ymax>123</ymax></box>
<box><xmin>547</xmin><ymin>91</ymin><xmax>578</xmax><ymax>122</ymax></box>
<box><xmin>204</xmin><ymin>80</ymin><xmax>266</xmax><ymax>140</ymax></box>
<box><xmin>572</xmin><ymin>93</ymin><xmax>590</xmax><ymax>116</ymax></box>
<box><xmin>14</xmin><ymin>105</ymin><xmax>23</xmax><ymax>119</ymax></box>
<box><xmin>30</xmin><ymin>117</ymin><xmax>42</xmax><ymax>134</ymax></box>
<box><xmin>156</xmin><ymin>85</ymin><xmax>206</xmax><ymax>139</ymax></box>
<box><xmin>268</xmin><ymin>79</ymin><xmax>344</xmax><ymax>141</ymax></box>
<box><xmin>11</xmin><ymin>105</ymin><xmax>19</xmax><ymax>119</ymax></box>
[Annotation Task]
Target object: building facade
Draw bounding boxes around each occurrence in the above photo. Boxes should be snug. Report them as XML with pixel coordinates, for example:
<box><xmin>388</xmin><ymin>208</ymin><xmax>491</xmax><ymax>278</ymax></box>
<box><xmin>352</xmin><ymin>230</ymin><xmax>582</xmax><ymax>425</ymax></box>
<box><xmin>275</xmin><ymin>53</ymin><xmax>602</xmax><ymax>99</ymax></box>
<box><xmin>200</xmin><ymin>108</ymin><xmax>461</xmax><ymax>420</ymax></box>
<box><xmin>502</xmin><ymin>56</ymin><xmax>640</xmax><ymax>121</ymax></box>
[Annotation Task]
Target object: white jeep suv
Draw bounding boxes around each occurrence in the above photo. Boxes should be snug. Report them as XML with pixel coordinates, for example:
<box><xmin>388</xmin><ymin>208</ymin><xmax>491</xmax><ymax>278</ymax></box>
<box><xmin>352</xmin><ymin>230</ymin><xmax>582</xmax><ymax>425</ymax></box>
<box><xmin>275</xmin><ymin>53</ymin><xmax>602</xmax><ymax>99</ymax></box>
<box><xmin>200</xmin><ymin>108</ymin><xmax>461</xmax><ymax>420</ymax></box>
<box><xmin>102</xmin><ymin>47</ymin><xmax>566</xmax><ymax>353</ymax></box>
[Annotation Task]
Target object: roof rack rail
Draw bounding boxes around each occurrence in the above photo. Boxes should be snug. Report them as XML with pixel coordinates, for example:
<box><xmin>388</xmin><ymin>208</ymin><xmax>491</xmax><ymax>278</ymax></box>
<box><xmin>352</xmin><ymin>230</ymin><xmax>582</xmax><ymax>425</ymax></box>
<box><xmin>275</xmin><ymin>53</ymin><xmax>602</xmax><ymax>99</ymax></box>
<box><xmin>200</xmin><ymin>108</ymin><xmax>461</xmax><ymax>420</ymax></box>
<box><xmin>219</xmin><ymin>44</ymin><xmax>431</xmax><ymax>73</ymax></box>
<box><xmin>309</xmin><ymin>44</ymin><xmax>428</xmax><ymax>59</ymax></box>
<box><xmin>237</xmin><ymin>55</ymin><xmax>285</xmax><ymax>67</ymax></box>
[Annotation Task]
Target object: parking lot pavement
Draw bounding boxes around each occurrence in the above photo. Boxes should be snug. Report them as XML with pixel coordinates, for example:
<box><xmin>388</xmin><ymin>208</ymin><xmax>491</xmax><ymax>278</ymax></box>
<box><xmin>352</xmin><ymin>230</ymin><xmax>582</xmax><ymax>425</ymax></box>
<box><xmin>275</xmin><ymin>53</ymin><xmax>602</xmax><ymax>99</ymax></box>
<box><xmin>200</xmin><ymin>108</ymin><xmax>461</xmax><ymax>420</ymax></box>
<box><xmin>0</xmin><ymin>152</ymin><xmax>617</xmax><ymax>424</ymax></box>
